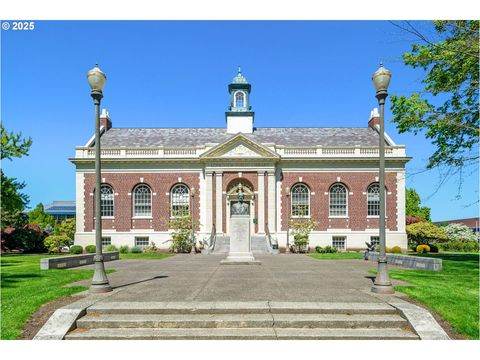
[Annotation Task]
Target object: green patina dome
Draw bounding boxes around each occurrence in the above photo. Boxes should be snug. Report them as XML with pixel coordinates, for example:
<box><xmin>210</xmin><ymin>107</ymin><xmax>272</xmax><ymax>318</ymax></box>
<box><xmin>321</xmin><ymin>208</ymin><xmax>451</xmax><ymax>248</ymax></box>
<box><xmin>232</xmin><ymin>67</ymin><xmax>248</xmax><ymax>84</ymax></box>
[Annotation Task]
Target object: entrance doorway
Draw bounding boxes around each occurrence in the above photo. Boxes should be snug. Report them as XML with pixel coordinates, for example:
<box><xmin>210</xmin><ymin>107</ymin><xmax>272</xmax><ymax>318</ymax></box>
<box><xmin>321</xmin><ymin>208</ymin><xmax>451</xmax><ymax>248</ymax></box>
<box><xmin>225</xmin><ymin>179</ymin><xmax>255</xmax><ymax>235</ymax></box>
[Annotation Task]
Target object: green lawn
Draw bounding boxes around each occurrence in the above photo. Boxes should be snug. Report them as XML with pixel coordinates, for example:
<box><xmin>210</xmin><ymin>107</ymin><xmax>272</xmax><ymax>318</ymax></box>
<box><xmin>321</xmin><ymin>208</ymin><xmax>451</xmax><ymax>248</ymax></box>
<box><xmin>0</xmin><ymin>254</ymin><xmax>101</xmax><ymax>340</ymax></box>
<box><xmin>308</xmin><ymin>252</ymin><xmax>364</xmax><ymax>260</ymax></box>
<box><xmin>119</xmin><ymin>253</ymin><xmax>174</xmax><ymax>260</ymax></box>
<box><xmin>385</xmin><ymin>253</ymin><xmax>479</xmax><ymax>339</ymax></box>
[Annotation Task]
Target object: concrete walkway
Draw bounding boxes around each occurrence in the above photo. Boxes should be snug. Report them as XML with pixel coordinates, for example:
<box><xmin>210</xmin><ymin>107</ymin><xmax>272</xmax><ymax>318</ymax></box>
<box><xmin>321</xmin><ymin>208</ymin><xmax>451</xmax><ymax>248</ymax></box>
<box><xmin>70</xmin><ymin>254</ymin><xmax>408</xmax><ymax>303</ymax></box>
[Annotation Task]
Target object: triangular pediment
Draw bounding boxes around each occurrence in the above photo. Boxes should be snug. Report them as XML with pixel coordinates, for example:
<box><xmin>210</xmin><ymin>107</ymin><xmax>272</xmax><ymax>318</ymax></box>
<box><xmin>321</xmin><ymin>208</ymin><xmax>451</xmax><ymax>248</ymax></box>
<box><xmin>200</xmin><ymin>133</ymin><xmax>280</xmax><ymax>160</ymax></box>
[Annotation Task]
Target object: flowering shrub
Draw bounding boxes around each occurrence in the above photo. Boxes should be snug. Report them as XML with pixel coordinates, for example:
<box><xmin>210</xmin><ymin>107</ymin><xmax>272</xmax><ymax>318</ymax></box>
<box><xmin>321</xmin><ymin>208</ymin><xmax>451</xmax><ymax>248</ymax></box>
<box><xmin>289</xmin><ymin>216</ymin><xmax>318</xmax><ymax>253</ymax></box>
<box><xmin>442</xmin><ymin>223</ymin><xmax>477</xmax><ymax>242</ymax></box>
<box><xmin>406</xmin><ymin>216</ymin><xmax>426</xmax><ymax>225</ymax></box>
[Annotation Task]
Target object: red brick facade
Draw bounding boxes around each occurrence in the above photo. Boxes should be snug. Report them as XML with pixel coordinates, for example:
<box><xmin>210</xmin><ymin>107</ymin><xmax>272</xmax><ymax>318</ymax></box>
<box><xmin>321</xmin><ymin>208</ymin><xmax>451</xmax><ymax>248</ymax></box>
<box><xmin>81</xmin><ymin>170</ymin><xmax>399</xmax><ymax>234</ymax></box>
<box><xmin>280</xmin><ymin>172</ymin><xmax>398</xmax><ymax>232</ymax></box>
<box><xmin>84</xmin><ymin>172</ymin><xmax>200</xmax><ymax>232</ymax></box>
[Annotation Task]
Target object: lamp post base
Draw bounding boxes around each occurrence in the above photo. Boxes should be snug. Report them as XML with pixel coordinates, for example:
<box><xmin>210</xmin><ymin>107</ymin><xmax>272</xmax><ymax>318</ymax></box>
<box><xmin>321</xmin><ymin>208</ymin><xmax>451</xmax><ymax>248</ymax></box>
<box><xmin>90</xmin><ymin>283</ymin><xmax>113</xmax><ymax>294</ymax></box>
<box><xmin>371</xmin><ymin>256</ymin><xmax>394</xmax><ymax>294</ymax></box>
<box><xmin>371</xmin><ymin>283</ymin><xmax>395</xmax><ymax>294</ymax></box>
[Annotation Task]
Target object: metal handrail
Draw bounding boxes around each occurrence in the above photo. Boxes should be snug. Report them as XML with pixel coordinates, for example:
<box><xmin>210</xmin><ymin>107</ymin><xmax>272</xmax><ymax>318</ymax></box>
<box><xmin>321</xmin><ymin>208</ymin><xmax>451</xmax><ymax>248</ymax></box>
<box><xmin>207</xmin><ymin>224</ymin><xmax>216</xmax><ymax>250</ymax></box>
<box><xmin>265</xmin><ymin>223</ymin><xmax>278</xmax><ymax>253</ymax></box>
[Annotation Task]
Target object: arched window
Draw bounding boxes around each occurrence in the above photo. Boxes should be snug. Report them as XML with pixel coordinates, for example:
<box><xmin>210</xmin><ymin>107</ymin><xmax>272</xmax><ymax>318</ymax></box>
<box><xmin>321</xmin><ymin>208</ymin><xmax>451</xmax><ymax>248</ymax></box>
<box><xmin>100</xmin><ymin>185</ymin><xmax>114</xmax><ymax>217</ymax></box>
<box><xmin>171</xmin><ymin>184</ymin><xmax>190</xmax><ymax>217</ymax></box>
<box><xmin>291</xmin><ymin>183</ymin><xmax>310</xmax><ymax>217</ymax></box>
<box><xmin>133</xmin><ymin>184</ymin><xmax>152</xmax><ymax>217</ymax></box>
<box><xmin>235</xmin><ymin>91</ymin><xmax>244</xmax><ymax>108</ymax></box>
<box><xmin>367</xmin><ymin>183</ymin><xmax>380</xmax><ymax>216</ymax></box>
<box><xmin>329</xmin><ymin>184</ymin><xmax>347</xmax><ymax>216</ymax></box>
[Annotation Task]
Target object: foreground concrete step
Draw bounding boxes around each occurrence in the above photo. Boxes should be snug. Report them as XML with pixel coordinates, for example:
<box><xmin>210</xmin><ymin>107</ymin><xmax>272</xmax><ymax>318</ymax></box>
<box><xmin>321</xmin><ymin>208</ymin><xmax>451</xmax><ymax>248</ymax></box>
<box><xmin>87</xmin><ymin>301</ymin><xmax>397</xmax><ymax>315</ymax></box>
<box><xmin>65</xmin><ymin>327</ymin><xmax>418</xmax><ymax>340</ymax></box>
<box><xmin>77</xmin><ymin>313</ymin><xmax>407</xmax><ymax>329</ymax></box>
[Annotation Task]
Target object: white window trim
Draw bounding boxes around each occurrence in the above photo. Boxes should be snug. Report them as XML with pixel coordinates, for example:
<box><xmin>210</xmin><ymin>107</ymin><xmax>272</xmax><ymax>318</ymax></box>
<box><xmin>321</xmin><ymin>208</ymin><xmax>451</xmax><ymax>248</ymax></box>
<box><xmin>132</xmin><ymin>184</ymin><xmax>152</xmax><ymax>218</ymax></box>
<box><xmin>328</xmin><ymin>183</ymin><xmax>348</xmax><ymax>217</ymax></box>
<box><xmin>290</xmin><ymin>183</ymin><xmax>310</xmax><ymax>218</ymax></box>
<box><xmin>234</xmin><ymin>90</ymin><xmax>246</xmax><ymax>108</ymax></box>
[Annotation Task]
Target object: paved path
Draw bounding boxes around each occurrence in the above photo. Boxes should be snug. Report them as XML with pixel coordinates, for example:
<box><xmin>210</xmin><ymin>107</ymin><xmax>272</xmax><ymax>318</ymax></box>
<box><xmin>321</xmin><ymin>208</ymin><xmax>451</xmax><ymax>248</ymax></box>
<box><xmin>70</xmin><ymin>254</ymin><xmax>409</xmax><ymax>303</ymax></box>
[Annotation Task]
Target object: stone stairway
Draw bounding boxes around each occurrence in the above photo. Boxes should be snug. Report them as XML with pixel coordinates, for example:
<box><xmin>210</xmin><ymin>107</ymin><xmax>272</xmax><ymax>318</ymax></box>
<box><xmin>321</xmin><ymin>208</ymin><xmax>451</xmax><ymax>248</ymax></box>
<box><xmin>65</xmin><ymin>301</ymin><xmax>419</xmax><ymax>340</ymax></box>
<box><xmin>211</xmin><ymin>235</ymin><xmax>272</xmax><ymax>254</ymax></box>
<box><xmin>212</xmin><ymin>236</ymin><xmax>230</xmax><ymax>253</ymax></box>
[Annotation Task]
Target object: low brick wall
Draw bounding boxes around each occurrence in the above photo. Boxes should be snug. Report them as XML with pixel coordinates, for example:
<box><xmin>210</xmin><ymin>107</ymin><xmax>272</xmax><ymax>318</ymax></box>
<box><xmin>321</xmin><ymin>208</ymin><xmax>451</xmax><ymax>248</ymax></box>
<box><xmin>367</xmin><ymin>252</ymin><xmax>442</xmax><ymax>271</ymax></box>
<box><xmin>40</xmin><ymin>251</ymin><xmax>119</xmax><ymax>270</ymax></box>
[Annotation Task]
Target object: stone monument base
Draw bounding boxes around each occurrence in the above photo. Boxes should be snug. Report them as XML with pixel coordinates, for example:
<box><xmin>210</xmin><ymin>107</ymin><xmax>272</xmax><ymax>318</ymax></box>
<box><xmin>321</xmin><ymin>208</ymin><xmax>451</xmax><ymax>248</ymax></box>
<box><xmin>221</xmin><ymin>214</ymin><xmax>261</xmax><ymax>265</ymax></box>
<box><xmin>220</xmin><ymin>252</ymin><xmax>261</xmax><ymax>265</ymax></box>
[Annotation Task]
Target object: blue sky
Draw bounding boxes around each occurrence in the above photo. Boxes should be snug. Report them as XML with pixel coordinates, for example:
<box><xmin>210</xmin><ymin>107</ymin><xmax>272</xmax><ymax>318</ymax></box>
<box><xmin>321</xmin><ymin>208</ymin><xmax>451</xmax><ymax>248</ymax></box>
<box><xmin>1</xmin><ymin>20</ymin><xmax>478</xmax><ymax>221</ymax></box>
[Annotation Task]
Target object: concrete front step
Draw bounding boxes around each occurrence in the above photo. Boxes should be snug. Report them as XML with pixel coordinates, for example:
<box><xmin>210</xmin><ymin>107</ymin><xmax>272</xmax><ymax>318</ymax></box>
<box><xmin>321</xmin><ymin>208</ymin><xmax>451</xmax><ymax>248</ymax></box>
<box><xmin>65</xmin><ymin>327</ymin><xmax>418</xmax><ymax>340</ymax></box>
<box><xmin>77</xmin><ymin>313</ymin><xmax>408</xmax><ymax>329</ymax></box>
<box><xmin>87</xmin><ymin>301</ymin><xmax>398</xmax><ymax>315</ymax></box>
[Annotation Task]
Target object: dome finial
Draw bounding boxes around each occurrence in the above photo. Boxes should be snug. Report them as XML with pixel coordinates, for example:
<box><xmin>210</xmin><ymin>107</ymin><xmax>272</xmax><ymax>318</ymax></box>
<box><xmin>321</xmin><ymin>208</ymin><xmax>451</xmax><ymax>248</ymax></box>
<box><xmin>238</xmin><ymin>66</ymin><xmax>242</xmax><ymax>74</ymax></box>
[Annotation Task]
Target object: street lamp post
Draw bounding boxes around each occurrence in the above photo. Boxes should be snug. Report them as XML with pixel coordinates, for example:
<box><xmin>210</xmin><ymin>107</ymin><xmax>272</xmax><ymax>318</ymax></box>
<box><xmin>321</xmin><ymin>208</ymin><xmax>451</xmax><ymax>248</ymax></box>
<box><xmin>87</xmin><ymin>64</ymin><xmax>112</xmax><ymax>294</ymax></box>
<box><xmin>371</xmin><ymin>63</ymin><xmax>394</xmax><ymax>294</ymax></box>
<box><xmin>190</xmin><ymin>187</ymin><xmax>196</xmax><ymax>254</ymax></box>
<box><xmin>285</xmin><ymin>187</ymin><xmax>290</xmax><ymax>253</ymax></box>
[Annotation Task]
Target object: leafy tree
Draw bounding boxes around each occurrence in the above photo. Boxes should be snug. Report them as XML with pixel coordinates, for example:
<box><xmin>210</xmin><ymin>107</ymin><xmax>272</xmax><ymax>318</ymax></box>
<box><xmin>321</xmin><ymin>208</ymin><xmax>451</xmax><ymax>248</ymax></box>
<box><xmin>0</xmin><ymin>124</ymin><xmax>32</xmax><ymax>229</ymax></box>
<box><xmin>28</xmin><ymin>203</ymin><xmax>55</xmax><ymax>230</ymax></box>
<box><xmin>58</xmin><ymin>218</ymin><xmax>76</xmax><ymax>241</ymax></box>
<box><xmin>390</xmin><ymin>21</ymin><xmax>479</xmax><ymax>171</ymax></box>
<box><xmin>1</xmin><ymin>123</ymin><xmax>32</xmax><ymax>161</ymax></box>
<box><xmin>442</xmin><ymin>223</ymin><xmax>477</xmax><ymax>242</ymax></box>
<box><xmin>405</xmin><ymin>188</ymin><xmax>431</xmax><ymax>221</ymax></box>
<box><xmin>406</xmin><ymin>222</ymin><xmax>448</xmax><ymax>246</ymax></box>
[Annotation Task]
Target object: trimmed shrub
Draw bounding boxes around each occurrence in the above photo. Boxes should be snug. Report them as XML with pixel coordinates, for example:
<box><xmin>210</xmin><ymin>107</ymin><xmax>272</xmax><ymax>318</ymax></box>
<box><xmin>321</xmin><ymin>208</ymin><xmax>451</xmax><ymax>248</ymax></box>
<box><xmin>375</xmin><ymin>245</ymin><xmax>391</xmax><ymax>253</ymax></box>
<box><xmin>119</xmin><ymin>245</ymin><xmax>129</xmax><ymax>254</ymax></box>
<box><xmin>85</xmin><ymin>245</ymin><xmax>96</xmax><ymax>253</ymax></box>
<box><xmin>406</xmin><ymin>222</ymin><xmax>447</xmax><ymax>246</ymax></box>
<box><xmin>406</xmin><ymin>216</ymin><xmax>426</xmax><ymax>225</ymax></box>
<box><xmin>44</xmin><ymin>235</ymin><xmax>71</xmax><ymax>254</ymax></box>
<box><xmin>416</xmin><ymin>244</ymin><xmax>430</xmax><ymax>254</ymax></box>
<box><xmin>69</xmin><ymin>245</ymin><xmax>83</xmax><ymax>254</ymax></box>
<box><xmin>315</xmin><ymin>246</ymin><xmax>337</xmax><ymax>254</ymax></box>
<box><xmin>105</xmin><ymin>244</ymin><xmax>118</xmax><ymax>252</ymax></box>
<box><xmin>143</xmin><ymin>242</ymin><xmax>158</xmax><ymax>254</ymax></box>
<box><xmin>439</xmin><ymin>240</ymin><xmax>479</xmax><ymax>252</ymax></box>
<box><xmin>391</xmin><ymin>246</ymin><xmax>402</xmax><ymax>254</ymax></box>
<box><xmin>429</xmin><ymin>243</ymin><xmax>439</xmax><ymax>253</ymax></box>
<box><xmin>130</xmin><ymin>246</ymin><xmax>143</xmax><ymax>253</ymax></box>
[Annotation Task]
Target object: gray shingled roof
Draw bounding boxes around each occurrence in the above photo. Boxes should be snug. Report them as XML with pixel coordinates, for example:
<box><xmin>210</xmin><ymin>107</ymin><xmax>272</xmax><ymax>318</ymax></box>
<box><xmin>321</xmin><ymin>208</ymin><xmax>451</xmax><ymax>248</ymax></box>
<box><xmin>99</xmin><ymin>127</ymin><xmax>384</xmax><ymax>147</ymax></box>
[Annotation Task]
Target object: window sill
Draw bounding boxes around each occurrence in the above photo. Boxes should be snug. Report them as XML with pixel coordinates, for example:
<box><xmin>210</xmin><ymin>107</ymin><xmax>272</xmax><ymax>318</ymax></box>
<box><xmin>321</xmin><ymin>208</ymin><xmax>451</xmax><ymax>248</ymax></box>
<box><xmin>132</xmin><ymin>216</ymin><xmax>153</xmax><ymax>219</ymax></box>
<box><xmin>94</xmin><ymin>217</ymin><xmax>115</xmax><ymax>220</ymax></box>
<box><xmin>291</xmin><ymin>216</ymin><xmax>311</xmax><ymax>219</ymax></box>
<box><xmin>328</xmin><ymin>216</ymin><xmax>349</xmax><ymax>219</ymax></box>
<box><xmin>367</xmin><ymin>216</ymin><xmax>388</xmax><ymax>219</ymax></box>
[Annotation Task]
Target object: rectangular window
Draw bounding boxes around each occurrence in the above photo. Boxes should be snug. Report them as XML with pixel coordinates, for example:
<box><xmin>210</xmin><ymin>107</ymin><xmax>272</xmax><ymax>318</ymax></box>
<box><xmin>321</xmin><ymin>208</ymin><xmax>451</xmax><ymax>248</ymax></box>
<box><xmin>135</xmin><ymin>236</ymin><xmax>149</xmax><ymax>248</ymax></box>
<box><xmin>101</xmin><ymin>237</ymin><xmax>111</xmax><ymax>246</ymax></box>
<box><xmin>370</xmin><ymin>236</ymin><xmax>380</xmax><ymax>246</ymax></box>
<box><xmin>332</xmin><ymin>236</ymin><xmax>346</xmax><ymax>250</ymax></box>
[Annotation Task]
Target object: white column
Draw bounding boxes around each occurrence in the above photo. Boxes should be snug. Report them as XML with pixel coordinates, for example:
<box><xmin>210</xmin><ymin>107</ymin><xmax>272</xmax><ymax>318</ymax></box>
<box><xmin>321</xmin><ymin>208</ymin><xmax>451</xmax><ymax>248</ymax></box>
<box><xmin>199</xmin><ymin>171</ymin><xmax>207</xmax><ymax>233</ymax></box>
<box><xmin>75</xmin><ymin>172</ymin><xmax>85</xmax><ymax>237</ymax></box>
<box><xmin>205</xmin><ymin>172</ymin><xmax>213</xmax><ymax>233</ymax></box>
<box><xmin>257</xmin><ymin>172</ymin><xmax>265</xmax><ymax>234</ymax></box>
<box><xmin>397</xmin><ymin>171</ymin><xmax>406</xmax><ymax>232</ymax></box>
<box><xmin>267</xmin><ymin>172</ymin><xmax>276</xmax><ymax>232</ymax></box>
<box><xmin>216</xmin><ymin>172</ymin><xmax>223</xmax><ymax>234</ymax></box>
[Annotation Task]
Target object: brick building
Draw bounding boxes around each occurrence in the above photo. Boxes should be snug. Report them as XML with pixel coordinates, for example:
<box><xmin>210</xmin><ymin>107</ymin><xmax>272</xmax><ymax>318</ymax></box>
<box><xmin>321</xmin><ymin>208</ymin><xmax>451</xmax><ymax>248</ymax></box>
<box><xmin>71</xmin><ymin>69</ymin><xmax>410</xmax><ymax>251</ymax></box>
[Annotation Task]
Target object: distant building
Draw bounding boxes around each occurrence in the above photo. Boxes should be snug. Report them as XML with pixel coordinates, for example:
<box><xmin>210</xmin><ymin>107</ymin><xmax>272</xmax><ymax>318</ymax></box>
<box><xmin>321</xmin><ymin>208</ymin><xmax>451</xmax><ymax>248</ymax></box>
<box><xmin>44</xmin><ymin>201</ymin><xmax>76</xmax><ymax>222</ymax></box>
<box><xmin>434</xmin><ymin>217</ymin><xmax>480</xmax><ymax>237</ymax></box>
